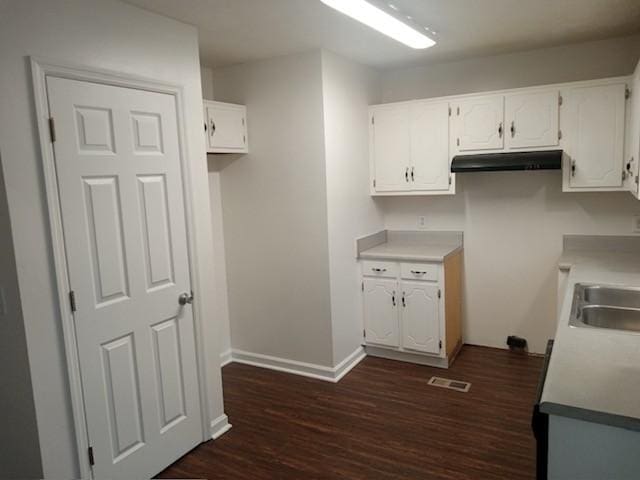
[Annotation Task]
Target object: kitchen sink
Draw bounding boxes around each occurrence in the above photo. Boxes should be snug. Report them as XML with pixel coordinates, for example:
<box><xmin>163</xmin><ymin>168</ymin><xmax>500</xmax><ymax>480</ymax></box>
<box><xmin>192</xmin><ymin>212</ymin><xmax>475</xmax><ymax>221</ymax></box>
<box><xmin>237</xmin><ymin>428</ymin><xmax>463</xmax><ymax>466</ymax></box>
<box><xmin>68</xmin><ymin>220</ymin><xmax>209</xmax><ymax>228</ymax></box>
<box><xmin>570</xmin><ymin>283</ymin><xmax>640</xmax><ymax>333</ymax></box>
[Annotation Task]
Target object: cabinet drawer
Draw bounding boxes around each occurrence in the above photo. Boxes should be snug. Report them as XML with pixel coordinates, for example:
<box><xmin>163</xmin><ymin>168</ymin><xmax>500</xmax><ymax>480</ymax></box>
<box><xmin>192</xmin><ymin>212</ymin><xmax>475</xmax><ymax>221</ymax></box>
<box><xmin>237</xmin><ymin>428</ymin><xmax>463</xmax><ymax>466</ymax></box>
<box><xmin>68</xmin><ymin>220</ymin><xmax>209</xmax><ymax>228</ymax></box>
<box><xmin>400</xmin><ymin>263</ymin><xmax>438</xmax><ymax>282</ymax></box>
<box><xmin>362</xmin><ymin>260</ymin><xmax>397</xmax><ymax>278</ymax></box>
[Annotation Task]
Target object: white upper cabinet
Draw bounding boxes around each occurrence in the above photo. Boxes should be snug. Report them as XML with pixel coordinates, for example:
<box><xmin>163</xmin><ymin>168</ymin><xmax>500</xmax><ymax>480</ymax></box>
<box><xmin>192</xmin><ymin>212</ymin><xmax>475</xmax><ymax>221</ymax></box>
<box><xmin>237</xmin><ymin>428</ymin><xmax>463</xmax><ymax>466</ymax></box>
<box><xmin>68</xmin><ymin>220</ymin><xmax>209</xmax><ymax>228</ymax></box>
<box><xmin>563</xmin><ymin>83</ymin><xmax>626</xmax><ymax>190</ymax></box>
<box><xmin>401</xmin><ymin>281</ymin><xmax>440</xmax><ymax>354</ymax></box>
<box><xmin>411</xmin><ymin>101</ymin><xmax>451</xmax><ymax>192</ymax></box>
<box><xmin>370</xmin><ymin>103</ymin><xmax>411</xmax><ymax>192</ymax></box>
<box><xmin>626</xmin><ymin>61</ymin><xmax>640</xmax><ymax>199</ymax></box>
<box><xmin>505</xmin><ymin>90</ymin><xmax>559</xmax><ymax>149</ymax></box>
<box><xmin>455</xmin><ymin>94</ymin><xmax>504</xmax><ymax>151</ymax></box>
<box><xmin>369</xmin><ymin>100</ymin><xmax>453</xmax><ymax>196</ymax></box>
<box><xmin>204</xmin><ymin>100</ymin><xmax>248</xmax><ymax>153</ymax></box>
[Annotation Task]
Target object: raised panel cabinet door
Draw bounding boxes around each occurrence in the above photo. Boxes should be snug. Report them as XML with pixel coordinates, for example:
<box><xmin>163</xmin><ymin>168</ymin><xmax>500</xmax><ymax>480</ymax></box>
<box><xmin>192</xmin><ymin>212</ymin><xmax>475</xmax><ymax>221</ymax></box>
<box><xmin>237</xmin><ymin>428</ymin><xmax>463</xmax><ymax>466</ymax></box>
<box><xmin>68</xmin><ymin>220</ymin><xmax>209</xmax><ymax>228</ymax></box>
<box><xmin>566</xmin><ymin>83</ymin><xmax>626</xmax><ymax>188</ymax></box>
<box><xmin>410</xmin><ymin>101</ymin><xmax>450</xmax><ymax>191</ymax></box>
<box><xmin>205</xmin><ymin>101</ymin><xmax>247</xmax><ymax>152</ymax></box>
<box><xmin>400</xmin><ymin>281</ymin><xmax>440</xmax><ymax>354</ymax></box>
<box><xmin>47</xmin><ymin>77</ymin><xmax>202</xmax><ymax>480</ymax></box>
<box><xmin>363</xmin><ymin>278</ymin><xmax>399</xmax><ymax>347</ymax></box>
<box><xmin>455</xmin><ymin>95</ymin><xmax>504</xmax><ymax>151</ymax></box>
<box><xmin>505</xmin><ymin>90</ymin><xmax>559</xmax><ymax>149</ymax></box>
<box><xmin>371</xmin><ymin>104</ymin><xmax>411</xmax><ymax>192</ymax></box>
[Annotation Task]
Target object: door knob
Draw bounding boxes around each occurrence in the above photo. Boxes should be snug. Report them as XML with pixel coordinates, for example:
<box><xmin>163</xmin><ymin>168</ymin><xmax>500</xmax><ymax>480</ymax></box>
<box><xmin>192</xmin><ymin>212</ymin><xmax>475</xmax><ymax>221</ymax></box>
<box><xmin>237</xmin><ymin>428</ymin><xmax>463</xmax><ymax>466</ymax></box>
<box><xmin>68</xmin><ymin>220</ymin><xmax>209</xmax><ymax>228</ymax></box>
<box><xmin>178</xmin><ymin>292</ymin><xmax>194</xmax><ymax>306</ymax></box>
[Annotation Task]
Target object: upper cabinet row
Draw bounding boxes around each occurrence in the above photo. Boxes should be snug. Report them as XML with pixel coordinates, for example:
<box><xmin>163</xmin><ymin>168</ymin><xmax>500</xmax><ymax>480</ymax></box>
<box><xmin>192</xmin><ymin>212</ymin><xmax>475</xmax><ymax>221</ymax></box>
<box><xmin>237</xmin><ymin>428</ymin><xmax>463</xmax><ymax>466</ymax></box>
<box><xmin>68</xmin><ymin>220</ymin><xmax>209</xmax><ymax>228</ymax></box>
<box><xmin>204</xmin><ymin>100</ymin><xmax>249</xmax><ymax>154</ymax></box>
<box><xmin>370</xmin><ymin>64</ymin><xmax>640</xmax><ymax>197</ymax></box>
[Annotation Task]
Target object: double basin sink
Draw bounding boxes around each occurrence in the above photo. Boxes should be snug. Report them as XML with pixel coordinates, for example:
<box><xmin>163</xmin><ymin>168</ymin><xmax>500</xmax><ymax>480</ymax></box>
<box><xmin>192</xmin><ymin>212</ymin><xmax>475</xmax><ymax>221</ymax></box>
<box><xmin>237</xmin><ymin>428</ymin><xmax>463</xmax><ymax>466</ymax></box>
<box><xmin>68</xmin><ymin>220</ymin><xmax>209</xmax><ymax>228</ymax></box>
<box><xmin>570</xmin><ymin>284</ymin><xmax>640</xmax><ymax>333</ymax></box>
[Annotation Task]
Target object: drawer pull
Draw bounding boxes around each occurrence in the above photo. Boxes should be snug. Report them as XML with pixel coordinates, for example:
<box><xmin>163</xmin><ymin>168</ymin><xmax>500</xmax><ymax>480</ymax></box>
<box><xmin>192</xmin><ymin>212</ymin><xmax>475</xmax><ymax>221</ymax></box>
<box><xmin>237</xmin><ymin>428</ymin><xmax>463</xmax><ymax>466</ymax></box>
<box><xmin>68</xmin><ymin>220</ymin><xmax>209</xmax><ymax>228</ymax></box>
<box><xmin>372</xmin><ymin>268</ymin><xmax>387</xmax><ymax>273</ymax></box>
<box><xmin>392</xmin><ymin>291</ymin><xmax>396</xmax><ymax>306</ymax></box>
<box><xmin>411</xmin><ymin>270</ymin><xmax>427</xmax><ymax>275</ymax></box>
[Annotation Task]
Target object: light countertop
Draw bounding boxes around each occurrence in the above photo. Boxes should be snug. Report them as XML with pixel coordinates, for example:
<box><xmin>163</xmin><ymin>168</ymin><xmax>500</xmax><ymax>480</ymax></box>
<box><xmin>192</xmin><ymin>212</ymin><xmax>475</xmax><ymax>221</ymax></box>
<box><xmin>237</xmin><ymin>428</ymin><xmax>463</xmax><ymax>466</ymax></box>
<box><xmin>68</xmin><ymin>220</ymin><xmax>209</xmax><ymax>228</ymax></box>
<box><xmin>357</xmin><ymin>230</ymin><xmax>463</xmax><ymax>263</ymax></box>
<box><xmin>541</xmin><ymin>237</ymin><xmax>640</xmax><ymax>431</ymax></box>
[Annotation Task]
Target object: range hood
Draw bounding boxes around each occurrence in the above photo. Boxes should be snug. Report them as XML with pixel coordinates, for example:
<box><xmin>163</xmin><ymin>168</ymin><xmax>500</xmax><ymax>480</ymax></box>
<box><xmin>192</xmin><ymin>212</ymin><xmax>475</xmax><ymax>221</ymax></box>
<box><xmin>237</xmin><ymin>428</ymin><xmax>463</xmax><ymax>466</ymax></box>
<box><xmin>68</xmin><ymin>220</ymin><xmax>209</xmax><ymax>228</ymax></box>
<box><xmin>451</xmin><ymin>150</ymin><xmax>562</xmax><ymax>173</ymax></box>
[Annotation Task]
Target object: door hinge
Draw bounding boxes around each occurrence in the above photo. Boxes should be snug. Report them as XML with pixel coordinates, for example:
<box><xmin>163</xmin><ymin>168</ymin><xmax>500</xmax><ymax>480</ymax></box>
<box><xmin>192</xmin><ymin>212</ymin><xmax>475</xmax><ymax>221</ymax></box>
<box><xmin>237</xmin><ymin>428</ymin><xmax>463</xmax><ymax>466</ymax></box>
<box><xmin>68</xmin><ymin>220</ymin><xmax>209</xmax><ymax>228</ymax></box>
<box><xmin>626</xmin><ymin>87</ymin><xmax>631</xmax><ymax>100</ymax></box>
<box><xmin>456</xmin><ymin>138</ymin><xmax>460</xmax><ymax>147</ymax></box>
<box><xmin>48</xmin><ymin>117</ymin><xmax>56</xmax><ymax>143</ymax></box>
<box><xmin>437</xmin><ymin>289</ymin><xmax>441</xmax><ymax>299</ymax></box>
<box><xmin>439</xmin><ymin>340</ymin><xmax>442</xmax><ymax>350</ymax></box>
<box><xmin>373</xmin><ymin>179</ymin><xmax>376</xmax><ymax>188</ymax></box>
<box><xmin>371</xmin><ymin>116</ymin><xmax>375</xmax><ymax>125</ymax></box>
<box><xmin>361</xmin><ymin>281</ymin><xmax>364</xmax><ymax>292</ymax></box>
<box><xmin>558</xmin><ymin>95</ymin><xmax>563</xmax><ymax>106</ymax></box>
<box><xmin>88</xmin><ymin>446</ymin><xmax>95</xmax><ymax>466</ymax></box>
<box><xmin>558</xmin><ymin>130</ymin><xmax>562</xmax><ymax>140</ymax></box>
<box><xmin>69</xmin><ymin>291</ymin><xmax>77</xmax><ymax>312</ymax></box>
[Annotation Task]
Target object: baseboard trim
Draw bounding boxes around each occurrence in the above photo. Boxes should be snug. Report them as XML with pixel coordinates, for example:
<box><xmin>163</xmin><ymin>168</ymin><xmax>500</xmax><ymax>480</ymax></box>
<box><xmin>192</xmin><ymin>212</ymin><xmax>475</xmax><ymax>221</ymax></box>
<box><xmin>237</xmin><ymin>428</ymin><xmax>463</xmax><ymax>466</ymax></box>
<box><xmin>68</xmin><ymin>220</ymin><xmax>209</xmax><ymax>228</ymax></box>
<box><xmin>220</xmin><ymin>349</ymin><xmax>232</xmax><ymax>367</ymax></box>
<box><xmin>210</xmin><ymin>414</ymin><xmax>232</xmax><ymax>440</ymax></box>
<box><xmin>227</xmin><ymin>346</ymin><xmax>366</xmax><ymax>383</ymax></box>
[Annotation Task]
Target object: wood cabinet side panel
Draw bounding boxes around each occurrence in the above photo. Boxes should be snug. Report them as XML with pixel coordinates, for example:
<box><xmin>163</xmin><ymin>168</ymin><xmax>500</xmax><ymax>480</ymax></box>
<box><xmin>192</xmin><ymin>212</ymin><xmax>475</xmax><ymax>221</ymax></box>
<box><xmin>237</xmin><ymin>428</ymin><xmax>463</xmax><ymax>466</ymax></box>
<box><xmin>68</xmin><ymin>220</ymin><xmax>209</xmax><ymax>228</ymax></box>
<box><xmin>444</xmin><ymin>250</ymin><xmax>463</xmax><ymax>357</ymax></box>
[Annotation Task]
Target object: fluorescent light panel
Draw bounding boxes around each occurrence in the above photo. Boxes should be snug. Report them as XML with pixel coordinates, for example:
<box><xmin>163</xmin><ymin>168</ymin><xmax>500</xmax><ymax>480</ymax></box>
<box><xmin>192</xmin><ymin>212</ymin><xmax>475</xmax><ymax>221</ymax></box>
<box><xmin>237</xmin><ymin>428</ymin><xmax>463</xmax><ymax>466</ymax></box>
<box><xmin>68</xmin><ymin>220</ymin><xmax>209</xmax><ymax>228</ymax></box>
<box><xmin>320</xmin><ymin>0</ymin><xmax>435</xmax><ymax>49</ymax></box>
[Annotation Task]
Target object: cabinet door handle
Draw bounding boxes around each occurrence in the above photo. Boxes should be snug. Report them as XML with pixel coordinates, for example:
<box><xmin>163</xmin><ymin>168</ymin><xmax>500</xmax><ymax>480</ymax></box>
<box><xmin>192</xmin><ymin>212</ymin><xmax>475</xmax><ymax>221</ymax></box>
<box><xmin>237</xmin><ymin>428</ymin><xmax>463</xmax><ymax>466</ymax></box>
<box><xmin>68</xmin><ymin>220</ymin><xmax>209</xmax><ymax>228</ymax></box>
<box><xmin>372</xmin><ymin>268</ymin><xmax>386</xmax><ymax>273</ymax></box>
<box><xmin>410</xmin><ymin>270</ymin><xmax>427</xmax><ymax>275</ymax></box>
<box><xmin>402</xmin><ymin>293</ymin><xmax>406</xmax><ymax>307</ymax></box>
<box><xmin>571</xmin><ymin>160</ymin><xmax>576</xmax><ymax>177</ymax></box>
<box><xmin>498</xmin><ymin>122</ymin><xmax>503</xmax><ymax>138</ymax></box>
<box><xmin>510</xmin><ymin>121</ymin><xmax>515</xmax><ymax>137</ymax></box>
<box><xmin>405</xmin><ymin>167</ymin><xmax>409</xmax><ymax>182</ymax></box>
<box><xmin>210</xmin><ymin>119</ymin><xmax>216</xmax><ymax>135</ymax></box>
<box><xmin>392</xmin><ymin>291</ymin><xmax>396</xmax><ymax>307</ymax></box>
<box><xmin>411</xmin><ymin>167</ymin><xmax>415</xmax><ymax>181</ymax></box>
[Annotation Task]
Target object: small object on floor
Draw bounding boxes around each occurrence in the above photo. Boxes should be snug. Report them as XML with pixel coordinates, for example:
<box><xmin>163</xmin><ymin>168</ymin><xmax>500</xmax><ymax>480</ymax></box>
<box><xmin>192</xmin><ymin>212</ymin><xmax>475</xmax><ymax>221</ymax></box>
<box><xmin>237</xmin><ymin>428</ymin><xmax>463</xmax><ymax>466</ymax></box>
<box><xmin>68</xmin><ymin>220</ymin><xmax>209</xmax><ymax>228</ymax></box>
<box><xmin>428</xmin><ymin>376</ymin><xmax>471</xmax><ymax>392</ymax></box>
<box><xmin>507</xmin><ymin>335</ymin><xmax>528</xmax><ymax>354</ymax></box>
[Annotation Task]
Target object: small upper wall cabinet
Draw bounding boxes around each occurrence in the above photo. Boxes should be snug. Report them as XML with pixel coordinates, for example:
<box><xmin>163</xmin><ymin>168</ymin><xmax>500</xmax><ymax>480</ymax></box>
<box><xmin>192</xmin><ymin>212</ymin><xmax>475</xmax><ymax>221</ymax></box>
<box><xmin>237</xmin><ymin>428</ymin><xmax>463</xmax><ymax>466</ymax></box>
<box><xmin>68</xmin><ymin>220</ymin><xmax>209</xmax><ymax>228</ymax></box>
<box><xmin>369</xmin><ymin>99</ymin><xmax>454</xmax><ymax>196</ymax></box>
<box><xmin>451</xmin><ymin>89</ymin><xmax>560</xmax><ymax>154</ymax></box>
<box><xmin>562</xmin><ymin>82</ymin><xmax>626</xmax><ymax>191</ymax></box>
<box><xmin>454</xmin><ymin>94</ymin><xmax>504</xmax><ymax>151</ymax></box>
<box><xmin>505</xmin><ymin>90</ymin><xmax>560</xmax><ymax>150</ymax></box>
<box><xmin>204</xmin><ymin>100</ymin><xmax>248</xmax><ymax>154</ymax></box>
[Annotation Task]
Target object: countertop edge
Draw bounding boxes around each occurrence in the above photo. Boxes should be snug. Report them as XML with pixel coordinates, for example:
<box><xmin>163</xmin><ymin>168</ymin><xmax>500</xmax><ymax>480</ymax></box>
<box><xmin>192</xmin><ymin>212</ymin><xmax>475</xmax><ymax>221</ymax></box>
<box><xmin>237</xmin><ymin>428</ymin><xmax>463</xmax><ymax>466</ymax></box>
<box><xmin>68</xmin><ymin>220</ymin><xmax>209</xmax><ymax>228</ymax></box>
<box><xmin>540</xmin><ymin>401</ymin><xmax>640</xmax><ymax>432</ymax></box>
<box><xmin>358</xmin><ymin>245</ymin><xmax>463</xmax><ymax>263</ymax></box>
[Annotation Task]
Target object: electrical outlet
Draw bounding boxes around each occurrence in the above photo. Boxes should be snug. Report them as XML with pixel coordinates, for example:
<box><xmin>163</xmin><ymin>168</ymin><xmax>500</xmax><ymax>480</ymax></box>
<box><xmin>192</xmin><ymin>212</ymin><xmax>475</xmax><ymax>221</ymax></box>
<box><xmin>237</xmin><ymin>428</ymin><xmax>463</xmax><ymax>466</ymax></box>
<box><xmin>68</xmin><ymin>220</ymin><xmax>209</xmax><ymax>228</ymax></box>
<box><xmin>417</xmin><ymin>216</ymin><xmax>427</xmax><ymax>229</ymax></box>
<box><xmin>633</xmin><ymin>214</ymin><xmax>640</xmax><ymax>234</ymax></box>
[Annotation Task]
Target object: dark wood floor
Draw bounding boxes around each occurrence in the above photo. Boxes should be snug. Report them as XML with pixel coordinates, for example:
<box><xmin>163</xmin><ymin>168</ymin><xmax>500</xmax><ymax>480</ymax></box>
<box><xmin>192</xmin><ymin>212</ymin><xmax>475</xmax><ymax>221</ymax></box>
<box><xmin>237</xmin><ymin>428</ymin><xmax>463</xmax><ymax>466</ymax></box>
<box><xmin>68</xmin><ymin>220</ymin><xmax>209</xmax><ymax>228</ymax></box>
<box><xmin>158</xmin><ymin>346</ymin><xmax>543</xmax><ymax>480</ymax></box>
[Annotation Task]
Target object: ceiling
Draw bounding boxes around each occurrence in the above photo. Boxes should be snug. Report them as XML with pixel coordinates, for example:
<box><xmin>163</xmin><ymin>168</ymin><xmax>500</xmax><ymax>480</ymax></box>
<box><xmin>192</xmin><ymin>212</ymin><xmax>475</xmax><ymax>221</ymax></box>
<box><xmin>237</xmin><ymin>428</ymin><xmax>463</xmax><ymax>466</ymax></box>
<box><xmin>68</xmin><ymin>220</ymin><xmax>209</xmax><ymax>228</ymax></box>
<box><xmin>124</xmin><ymin>0</ymin><xmax>640</xmax><ymax>69</ymax></box>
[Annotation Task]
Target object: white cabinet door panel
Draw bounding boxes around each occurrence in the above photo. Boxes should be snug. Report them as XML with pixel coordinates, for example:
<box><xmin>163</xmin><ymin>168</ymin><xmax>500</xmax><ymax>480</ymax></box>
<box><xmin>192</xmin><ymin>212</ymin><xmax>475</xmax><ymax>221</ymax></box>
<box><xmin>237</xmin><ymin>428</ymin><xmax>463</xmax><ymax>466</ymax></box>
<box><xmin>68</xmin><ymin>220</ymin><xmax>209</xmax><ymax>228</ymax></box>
<box><xmin>456</xmin><ymin>95</ymin><xmax>504</xmax><ymax>151</ymax></box>
<box><xmin>371</xmin><ymin>104</ymin><xmax>411</xmax><ymax>191</ymax></box>
<box><xmin>363</xmin><ymin>278</ymin><xmax>399</xmax><ymax>347</ymax></box>
<box><xmin>566</xmin><ymin>83</ymin><xmax>626</xmax><ymax>188</ymax></box>
<box><xmin>205</xmin><ymin>101</ymin><xmax>247</xmax><ymax>152</ymax></box>
<box><xmin>506</xmin><ymin>91</ymin><xmax>559</xmax><ymax>149</ymax></box>
<box><xmin>401</xmin><ymin>281</ymin><xmax>440</xmax><ymax>354</ymax></box>
<box><xmin>627</xmin><ymin>62</ymin><xmax>640</xmax><ymax>198</ymax></box>
<box><xmin>48</xmin><ymin>77</ymin><xmax>202</xmax><ymax>480</ymax></box>
<box><xmin>411</xmin><ymin>101</ymin><xmax>450</xmax><ymax>191</ymax></box>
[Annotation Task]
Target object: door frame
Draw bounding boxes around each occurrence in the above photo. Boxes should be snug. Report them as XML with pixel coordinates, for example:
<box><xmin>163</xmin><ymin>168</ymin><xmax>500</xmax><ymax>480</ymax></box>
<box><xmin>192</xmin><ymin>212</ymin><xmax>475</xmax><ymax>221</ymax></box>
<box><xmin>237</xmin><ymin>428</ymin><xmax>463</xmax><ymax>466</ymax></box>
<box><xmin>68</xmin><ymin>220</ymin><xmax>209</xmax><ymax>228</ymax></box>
<box><xmin>30</xmin><ymin>57</ymin><xmax>211</xmax><ymax>479</ymax></box>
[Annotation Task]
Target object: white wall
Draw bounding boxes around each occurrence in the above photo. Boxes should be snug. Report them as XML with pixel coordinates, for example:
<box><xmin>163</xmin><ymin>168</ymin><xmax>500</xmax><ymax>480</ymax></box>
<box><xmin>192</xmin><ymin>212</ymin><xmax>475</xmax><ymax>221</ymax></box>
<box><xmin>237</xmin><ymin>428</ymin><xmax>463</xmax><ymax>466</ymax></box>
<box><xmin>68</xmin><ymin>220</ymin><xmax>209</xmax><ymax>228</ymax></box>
<box><xmin>378</xmin><ymin>35</ymin><xmax>640</xmax><ymax>354</ymax></box>
<box><xmin>320</xmin><ymin>51</ymin><xmax>384</xmax><ymax>365</ymax></box>
<box><xmin>0</xmin><ymin>151</ymin><xmax>42</xmax><ymax>479</ymax></box>
<box><xmin>0</xmin><ymin>1</ymin><xmax>226</xmax><ymax>476</ymax></box>
<box><xmin>211</xmin><ymin>51</ymin><xmax>335</xmax><ymax>367</ymax></box>
<box><xmin>201</xmin><ymin>65</ymin><xmax>214</xmax><ymax>99</ymax></box>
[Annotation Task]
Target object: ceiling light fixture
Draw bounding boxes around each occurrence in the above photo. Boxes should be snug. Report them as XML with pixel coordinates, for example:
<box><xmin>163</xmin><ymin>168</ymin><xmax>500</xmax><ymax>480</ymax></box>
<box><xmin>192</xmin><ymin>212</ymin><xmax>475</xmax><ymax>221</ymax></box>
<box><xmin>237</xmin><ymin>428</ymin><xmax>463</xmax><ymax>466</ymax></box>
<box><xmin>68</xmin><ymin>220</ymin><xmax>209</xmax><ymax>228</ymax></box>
<box><xmin>320</xmin><ymin>0</ymin><xmax>436</xmax><ymax>49</ymax></box>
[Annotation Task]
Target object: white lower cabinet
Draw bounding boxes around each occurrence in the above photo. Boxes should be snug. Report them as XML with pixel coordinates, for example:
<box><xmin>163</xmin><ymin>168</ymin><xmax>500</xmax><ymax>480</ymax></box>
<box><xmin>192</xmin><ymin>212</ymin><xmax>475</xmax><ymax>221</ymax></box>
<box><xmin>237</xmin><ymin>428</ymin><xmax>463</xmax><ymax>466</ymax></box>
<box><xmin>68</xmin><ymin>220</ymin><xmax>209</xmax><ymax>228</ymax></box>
<box><xmin>362</xmin><ymin>278</ymin><xmax>399</xmax><ymax>347</ymax></box>
<box><xmin>401</xmin><ymin>282</ymin><xmax>440</xmax><ymax>354</ymax></box>
<box><xmin>361</xmin><ymin>254</ymin><xmax>462</xmax><ymax>368</ymax></box>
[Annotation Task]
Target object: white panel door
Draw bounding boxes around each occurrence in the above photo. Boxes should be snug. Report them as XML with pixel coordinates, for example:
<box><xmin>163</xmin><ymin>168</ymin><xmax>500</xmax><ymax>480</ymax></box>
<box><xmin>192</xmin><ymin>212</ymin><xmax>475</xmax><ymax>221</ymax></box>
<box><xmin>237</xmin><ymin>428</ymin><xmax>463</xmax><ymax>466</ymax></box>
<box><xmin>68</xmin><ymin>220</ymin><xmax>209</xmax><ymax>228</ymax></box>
<box><xmin>455</xmin><ymin>95</ymin><xmax>504</xmax><ymax>151</ymax></box>
<box><xmin>505</xmin><ymin>90</ymin><xmax>559</xmax><ymax>149</ymax></box>
<box><xmin>411</xmin><ymin>101</ymin><xmax>450</xmax><ymax>191</ymax></box>
<box><xmin>371</xmin><ymin>104</ymin><xmax>411</xmax><ymax>192</ymax></box>
<box><xmin>205</xmin><ymin>101</ymin><xmax>247</xmax><ymax>152</ymax></box>
<box><xmin>363</xmin><ymin>278</ymin><xmax>399</xmax><ymax>347</ymax></box>
<box><xmin>400</xmin><ymin>281</ymin><xmax>440</xmax><ymax>354</ymax></box>
<box><xmin>566</xmin><ymin>83</ymin><xmax>626</xmax><ymax>188</ymax></box>
<box><xmin>47</xmin><ymin>77</ymin><xmax>202</xmax><ymax>479</ymax></box>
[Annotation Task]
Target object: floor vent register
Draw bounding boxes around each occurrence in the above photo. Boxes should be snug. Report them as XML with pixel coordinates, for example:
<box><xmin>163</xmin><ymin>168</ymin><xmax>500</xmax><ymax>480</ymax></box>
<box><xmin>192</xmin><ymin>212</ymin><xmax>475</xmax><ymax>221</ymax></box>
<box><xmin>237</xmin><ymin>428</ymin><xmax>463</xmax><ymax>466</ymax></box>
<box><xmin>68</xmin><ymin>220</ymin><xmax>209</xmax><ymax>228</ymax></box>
<box><xmin>428</xmin><ymin>376</ymin><xmax>471</xmax><ymax>393</ymax></box>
